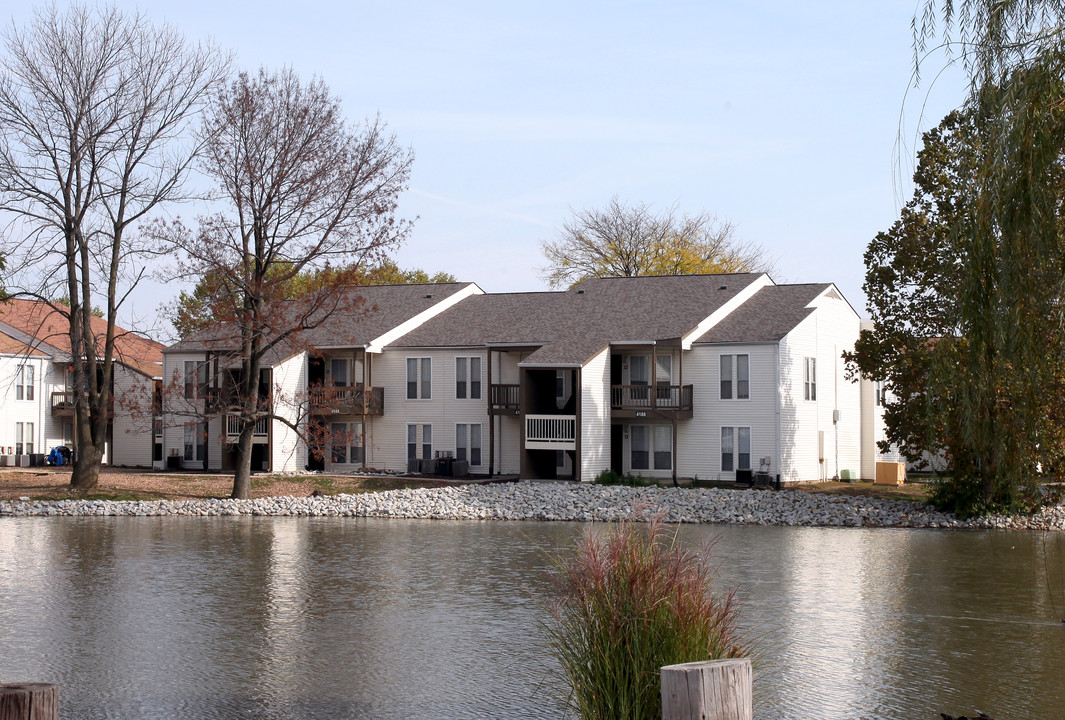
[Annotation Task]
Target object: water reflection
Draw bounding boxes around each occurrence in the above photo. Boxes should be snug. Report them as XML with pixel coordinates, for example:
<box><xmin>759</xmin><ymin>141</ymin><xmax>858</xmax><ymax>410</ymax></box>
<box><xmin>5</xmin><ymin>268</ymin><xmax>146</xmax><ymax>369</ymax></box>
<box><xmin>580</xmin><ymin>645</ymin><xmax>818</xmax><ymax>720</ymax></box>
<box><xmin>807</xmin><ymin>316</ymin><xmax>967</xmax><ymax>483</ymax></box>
<box><xmin>0</xmin><ymin>518</ymin><xmax>1063</xmax><ymax>719</ymax></box>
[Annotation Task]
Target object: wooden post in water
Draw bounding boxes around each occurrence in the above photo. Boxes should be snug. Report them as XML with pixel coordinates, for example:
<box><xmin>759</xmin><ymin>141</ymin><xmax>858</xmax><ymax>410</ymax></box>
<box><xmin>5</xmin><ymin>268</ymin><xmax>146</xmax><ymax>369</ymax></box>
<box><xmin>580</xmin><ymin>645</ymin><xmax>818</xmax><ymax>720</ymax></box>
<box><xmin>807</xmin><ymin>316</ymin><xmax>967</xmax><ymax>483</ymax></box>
<box><xmin>0</xmin><ymin>684</ymin><xmax>58</xmax><ymax>720</ymax></box>
<box><xmin>661</xmin><ymin>659</ymin><xmax>752</xmax><ymax>720</ymax></box>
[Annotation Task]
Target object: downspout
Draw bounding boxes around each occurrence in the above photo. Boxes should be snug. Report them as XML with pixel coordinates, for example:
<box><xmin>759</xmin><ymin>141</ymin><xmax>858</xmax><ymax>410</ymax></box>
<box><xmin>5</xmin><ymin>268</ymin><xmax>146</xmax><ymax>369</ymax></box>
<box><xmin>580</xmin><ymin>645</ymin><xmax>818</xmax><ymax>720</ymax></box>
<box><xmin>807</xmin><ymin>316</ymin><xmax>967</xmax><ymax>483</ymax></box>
<box><xmin>488</xmin><ymin>348</ymin><xmax>495</xmax><ymax>476</ymax></box>
<box><xmin>775</xmin><ymin>341</ymin><xmax>782</xmax><ymax>485</ymax></box>
<box><xmin>361</xmin><ymin>350</ymin><xmax>368</xmax><ymax>471</ymax></box>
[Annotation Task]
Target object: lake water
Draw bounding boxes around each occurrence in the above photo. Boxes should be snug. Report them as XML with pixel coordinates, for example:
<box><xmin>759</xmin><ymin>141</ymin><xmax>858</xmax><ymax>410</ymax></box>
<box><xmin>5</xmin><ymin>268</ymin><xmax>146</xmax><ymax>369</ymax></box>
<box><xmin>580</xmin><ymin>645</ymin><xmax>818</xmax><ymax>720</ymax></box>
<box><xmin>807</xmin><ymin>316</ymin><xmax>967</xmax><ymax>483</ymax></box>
<box><xmin>0</xmin><ymin>517</ymin><xmax>1063</xmax><ymax>720</ymax></box>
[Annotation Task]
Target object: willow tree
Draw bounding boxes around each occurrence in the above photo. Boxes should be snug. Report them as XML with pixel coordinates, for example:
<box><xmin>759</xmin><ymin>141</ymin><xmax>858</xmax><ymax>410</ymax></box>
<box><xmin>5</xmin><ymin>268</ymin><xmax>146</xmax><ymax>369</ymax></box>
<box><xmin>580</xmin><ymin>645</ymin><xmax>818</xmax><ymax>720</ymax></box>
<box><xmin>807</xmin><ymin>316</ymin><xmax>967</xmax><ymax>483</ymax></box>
<box><xmin>854</xmin><ymin>2</ymin><xmax>1065</xmax><ymax>514</ymax></box>
<box><xmin>540</xmin><ymin>197</ymin><xmax>771</xmax><ymax>288</ymax></box>
<box><xmin>156</xmin><ymin>68</ymin><xmax>413</xmax><ymax>499</ymax></box>
<box><xmin>0</xmin><ymin>5</ymin><xmax>227</xmax><ymax>489</ymax></box>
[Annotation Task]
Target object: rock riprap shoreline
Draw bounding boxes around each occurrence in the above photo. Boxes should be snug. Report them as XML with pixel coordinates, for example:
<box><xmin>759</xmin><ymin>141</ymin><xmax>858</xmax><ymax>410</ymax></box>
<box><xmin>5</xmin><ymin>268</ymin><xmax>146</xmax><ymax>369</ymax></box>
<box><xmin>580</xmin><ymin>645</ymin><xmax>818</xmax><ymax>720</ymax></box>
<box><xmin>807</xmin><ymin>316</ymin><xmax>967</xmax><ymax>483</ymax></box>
<box><xmin>2</xmin><ymin>481</ymin><xmax>1064</xmax><ymax>530</ymax></box>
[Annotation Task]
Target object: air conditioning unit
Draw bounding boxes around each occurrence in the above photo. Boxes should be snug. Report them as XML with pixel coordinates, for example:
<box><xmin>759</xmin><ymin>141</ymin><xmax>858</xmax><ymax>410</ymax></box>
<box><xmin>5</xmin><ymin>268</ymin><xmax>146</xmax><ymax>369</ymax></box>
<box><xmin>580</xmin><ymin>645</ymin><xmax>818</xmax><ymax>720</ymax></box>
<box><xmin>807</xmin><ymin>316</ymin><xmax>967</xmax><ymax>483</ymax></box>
<box><xmin>735</xmin><ymin>469</ymin><xmax>753</xmax><ymax>484</ymax></box>
<box><xmin>407</xmin><ymin>458</ymin><xmax>423</xmax><ymax>474</ymax></box>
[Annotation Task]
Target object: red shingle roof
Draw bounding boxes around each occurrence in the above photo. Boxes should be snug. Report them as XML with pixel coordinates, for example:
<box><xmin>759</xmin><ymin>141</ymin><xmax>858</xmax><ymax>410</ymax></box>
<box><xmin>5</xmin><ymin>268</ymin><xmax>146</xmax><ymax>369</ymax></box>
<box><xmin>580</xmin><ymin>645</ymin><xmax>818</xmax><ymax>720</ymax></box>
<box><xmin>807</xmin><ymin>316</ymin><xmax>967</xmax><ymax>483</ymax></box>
<box><xmin>0</xmin><ymin>299</ymin><xmax>163</xmax><ymax>377</ymax></box>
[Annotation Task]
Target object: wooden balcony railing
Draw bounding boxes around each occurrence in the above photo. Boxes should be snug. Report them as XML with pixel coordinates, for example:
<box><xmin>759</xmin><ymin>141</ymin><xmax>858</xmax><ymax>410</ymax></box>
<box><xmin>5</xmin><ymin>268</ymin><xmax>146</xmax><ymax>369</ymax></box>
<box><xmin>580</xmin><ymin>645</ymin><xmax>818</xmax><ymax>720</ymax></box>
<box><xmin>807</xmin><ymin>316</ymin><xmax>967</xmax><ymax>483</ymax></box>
<box><xmin>51</xmin><ymin>391</ymin><xmax>114</xmax><ymax>417</ymax></box>
<box><xmin>610</xmin><ymin>384</ymin><xmax>694</xmax><ymax>412</ymax></box>
<box><xmin>51</xmin><ymin>391</ymin><xmax>76</xmax><ymax>414</ymax></box>
<box><xmin>489</xmin><ymin>383</ymin><xmax>520</xmax><ymax>414</ymax></box>
<box><xmin>308</xmin><ymin>385</ymin><xmax>384</xmax><ymax>416</ymax></box>
<box><xmin>525</xmin><ymin>414</ymin><xmax>576</xmax><ymax>451</ymax></box>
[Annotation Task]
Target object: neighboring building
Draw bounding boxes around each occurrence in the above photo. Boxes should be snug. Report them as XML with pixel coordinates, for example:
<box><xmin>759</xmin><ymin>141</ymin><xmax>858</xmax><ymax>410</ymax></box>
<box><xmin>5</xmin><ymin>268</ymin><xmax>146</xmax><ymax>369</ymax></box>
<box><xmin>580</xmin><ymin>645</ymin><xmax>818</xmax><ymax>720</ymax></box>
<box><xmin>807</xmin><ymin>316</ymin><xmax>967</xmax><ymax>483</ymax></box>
<box><xmin>0</xmin><ymin>299</ymin><xmax>164</xmax><ymax>467</ymax></box>
<box><xmin>159</xmin><ymin>273</ymin><xmax>899</xmax><ymax>482</ymax></box>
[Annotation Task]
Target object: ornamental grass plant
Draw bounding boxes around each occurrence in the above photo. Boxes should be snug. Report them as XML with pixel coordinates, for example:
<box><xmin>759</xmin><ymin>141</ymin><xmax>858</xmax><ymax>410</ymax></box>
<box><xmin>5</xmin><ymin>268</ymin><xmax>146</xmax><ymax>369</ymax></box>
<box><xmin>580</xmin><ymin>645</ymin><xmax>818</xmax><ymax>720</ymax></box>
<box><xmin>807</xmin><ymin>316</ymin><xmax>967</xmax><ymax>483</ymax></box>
<box><xmin>543</xmin><ymin>513</ymin><xmax>744</xmax><ymax>720</ymax></box>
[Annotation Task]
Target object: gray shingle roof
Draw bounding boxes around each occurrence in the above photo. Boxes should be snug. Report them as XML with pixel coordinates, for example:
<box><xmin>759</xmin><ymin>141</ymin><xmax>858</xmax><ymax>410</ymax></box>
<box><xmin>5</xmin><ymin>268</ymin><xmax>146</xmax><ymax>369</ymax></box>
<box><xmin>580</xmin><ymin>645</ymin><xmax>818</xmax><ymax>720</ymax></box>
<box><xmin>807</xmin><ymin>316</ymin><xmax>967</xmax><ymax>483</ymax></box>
<box><xmin>693</xmin><ymin>283</ymin><xmax>832</xmax><ymax>344</ymax></box>
<box><xmin>166</xmin><ymin>283</ymin><xmax>476</xmax><ymax>362</ymax></box>
<box><xmin>393</xmin><ymin>273</ymin><xmax>767</xmax><ymax>365</ymax></box>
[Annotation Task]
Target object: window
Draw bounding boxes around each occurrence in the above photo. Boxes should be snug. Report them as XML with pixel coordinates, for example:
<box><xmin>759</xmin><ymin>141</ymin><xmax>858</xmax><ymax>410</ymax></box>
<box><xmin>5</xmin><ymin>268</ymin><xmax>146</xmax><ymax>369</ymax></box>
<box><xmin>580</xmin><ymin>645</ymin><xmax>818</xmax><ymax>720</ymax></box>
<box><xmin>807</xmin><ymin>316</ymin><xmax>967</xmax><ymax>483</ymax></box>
<box><xmin>804</xmin><ymin>357</ymin><xmax>817</xmax><ymax>401</ymax></box>
<box><xmin>721</xmin><ymin>426</ymin><xmax>751</xmax><ymax>472</ymax></box>
<box><xmin>455</xmin><ymin>357</ymin><xmax>482</xmax><ymax>399</ymax></box>
<box><xmin>330</xmin><ymin>358</ymin><xmax>350</xmax><ymax>387</ymax></box>
<box><xmin>15</xmin><ymin>365</ymin><xmax>33</xmax><ymax>401</ymax></box>
<box><xmin>184</xmin><ymin>361</ymin><xmax>206</xmax><ymax>400</ymax></box>
<box><xmin>456</xmin><ymin>423</ymin><xmax>482</xmax><ymax>466</ymax></box>
<box><xmin>720</xmin><ymin>354</ymin><xmax>749</xmax><ymax>400</ymax></box>
<box><xmin>875</xmin><ymin>381</ymin><xmax>885</xmax><ymax>407</ymax></box>
<box><xmin>14</xmin><ymin>422</ymin><xmax>33</xmax><ymax>455</ymax></box>
<box><xmin>406</xmin><ymin>358</ymin><xmax>431</xmax><ymax>399</ymax></box>
<box><xmin>630</xmin><ymin>425</ymin><xmax>672</xmax><ymax>471</ymax></box>
<box><xmin>407</xmin><ymin>424</ymin><xmax>432</xmax><ymax>460</ymax></box>
<box><xmin>629</xmin><ymin>356</ymin><xmax>649</xmax><ymax>385</ymax></box>
<box><xmin>183</xmin><ymin>422</ymin><xmax>205</xmax><ymax>462</ymax></box>
<box><xmin>330</xmin><ymin>422</ymin><xmax>364</xmax><ymax>464</ymax></box>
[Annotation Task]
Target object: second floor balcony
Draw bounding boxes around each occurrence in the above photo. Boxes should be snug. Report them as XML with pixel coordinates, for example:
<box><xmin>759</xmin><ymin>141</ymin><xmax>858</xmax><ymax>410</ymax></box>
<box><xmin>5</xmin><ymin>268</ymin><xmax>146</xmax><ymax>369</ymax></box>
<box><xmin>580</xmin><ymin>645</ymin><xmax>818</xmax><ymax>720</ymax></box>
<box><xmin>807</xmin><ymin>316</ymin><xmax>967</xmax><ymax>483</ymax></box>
<box><xmin>610</xmin><ymin>384</ymin><xmax>694</xmax><ymax>418</ymax></box>
<box><xmin>51</xmin><ymin>391</ymin><xmax>114</xmax><ymax>418</ymax></box>
<box><xmin>489</xmin><ymin>384</ymin><xmax>520</xmax><ymax>415</ymax></box>
<box><xmin>309</xmin><ymin>385</ymin><xmax>384</xmax><ymax>416</ymax></box>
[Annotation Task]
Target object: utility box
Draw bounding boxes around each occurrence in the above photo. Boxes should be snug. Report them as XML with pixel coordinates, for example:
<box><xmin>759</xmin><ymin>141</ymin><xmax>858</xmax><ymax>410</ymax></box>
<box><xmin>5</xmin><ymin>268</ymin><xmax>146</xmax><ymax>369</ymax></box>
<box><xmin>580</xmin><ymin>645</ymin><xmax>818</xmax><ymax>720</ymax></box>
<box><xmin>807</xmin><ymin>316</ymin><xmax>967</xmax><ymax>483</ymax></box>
<box><xmin>875</xmin><ymin>461</ymin><xmax>906</xmax><ymax>486</ymax></box>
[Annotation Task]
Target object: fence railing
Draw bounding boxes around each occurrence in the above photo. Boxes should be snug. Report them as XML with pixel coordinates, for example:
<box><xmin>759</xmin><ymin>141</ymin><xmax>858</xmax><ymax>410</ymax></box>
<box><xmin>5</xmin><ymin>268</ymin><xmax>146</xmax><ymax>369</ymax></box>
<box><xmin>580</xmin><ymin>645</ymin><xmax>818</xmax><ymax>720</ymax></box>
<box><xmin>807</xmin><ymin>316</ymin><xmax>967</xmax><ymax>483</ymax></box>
<box><xmin>308</xmin><ymin>385</ymin><xmax>384</xmax><ymax>416</ymax></box>
<box><xmin>489</xmin><ymin>383</ymin><xmax>520</xmax><ymax>413</ymax></box>
<box><xmin>610</xmin><ymin>384</ymin><xmax>693</xmax><ymax>411</ymax></box>
<box><xmin>226</xmin><ymin>414</ymin><xmax>269</xmax><ymax>439</ymax></box>
<box><xmin>525</xmin><ymin>414</ymin><xmax>576</xmax><ymax>450</ymax></box>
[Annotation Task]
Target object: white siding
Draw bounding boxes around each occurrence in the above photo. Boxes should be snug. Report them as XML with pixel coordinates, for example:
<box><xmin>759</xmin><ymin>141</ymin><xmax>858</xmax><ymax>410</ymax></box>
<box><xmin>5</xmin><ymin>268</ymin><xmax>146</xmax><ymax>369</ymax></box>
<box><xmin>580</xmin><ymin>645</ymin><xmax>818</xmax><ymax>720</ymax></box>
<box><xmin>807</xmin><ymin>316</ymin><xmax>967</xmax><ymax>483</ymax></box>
<box><xmin>579</xmin><ymin>347</ymin><xmax>610</xmax><ymax>482</ymax></box>
<box><xmin>271</xmin><ymin>352</ymin><xmax>308</xmax><ymax>472</ymax></box>
<box><xmin>0</xmin><ymin>354</ymin><xmax>50</xmax><ymax>458</ymax></box>
<box><xmin>161</xmin><ymin>351</ymin><xmax>209</xmax><ymax>469</ymax></box>
<box><xmin>110</xmin><ymin>364</ymin><xmax>154</xmax><ymax>468</ymax></box>
<box><xmin>361</xmin><ymin>347</ymin><xmax>497</xmax><ymax>473</ymax></box>
<box><xmin>778</xmin><ymin>291</ymin><xmax>861</xmax><ymax>482</ymax></box>
<box><xmin>678</xmin><ymin>344</ymin><xmax>778</xmax><ymax>482</ymax></box>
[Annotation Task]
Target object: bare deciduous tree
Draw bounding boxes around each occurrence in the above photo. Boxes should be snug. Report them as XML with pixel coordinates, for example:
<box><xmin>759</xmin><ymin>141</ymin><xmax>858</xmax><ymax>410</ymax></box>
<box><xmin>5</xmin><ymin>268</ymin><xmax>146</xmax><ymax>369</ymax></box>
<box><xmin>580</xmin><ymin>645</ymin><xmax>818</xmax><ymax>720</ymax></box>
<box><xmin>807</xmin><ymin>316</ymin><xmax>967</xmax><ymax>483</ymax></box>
<box><xmin>0</xmin><ymin>4</ymin><xmax>228</xmax><ymax>489</ymax></box>
<box><xmin>154</xmin><ymin>68</ymin><xmax>414</xmax><ymax>499</ymax></box>
<box><xmin>540</xmin><ymin>197</ymin><xmax>772</xmax><ymax>289</ymax></box>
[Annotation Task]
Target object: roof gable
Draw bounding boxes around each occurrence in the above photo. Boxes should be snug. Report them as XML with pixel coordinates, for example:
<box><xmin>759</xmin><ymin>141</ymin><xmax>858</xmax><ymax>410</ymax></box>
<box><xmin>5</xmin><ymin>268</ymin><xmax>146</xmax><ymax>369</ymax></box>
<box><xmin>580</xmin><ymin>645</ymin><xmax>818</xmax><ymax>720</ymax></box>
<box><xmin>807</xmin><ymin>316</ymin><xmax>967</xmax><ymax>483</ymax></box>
<box><xmin>0</xmin><ymin>299</ymin><xmax>163</xmax><ymax>376</ymax></box>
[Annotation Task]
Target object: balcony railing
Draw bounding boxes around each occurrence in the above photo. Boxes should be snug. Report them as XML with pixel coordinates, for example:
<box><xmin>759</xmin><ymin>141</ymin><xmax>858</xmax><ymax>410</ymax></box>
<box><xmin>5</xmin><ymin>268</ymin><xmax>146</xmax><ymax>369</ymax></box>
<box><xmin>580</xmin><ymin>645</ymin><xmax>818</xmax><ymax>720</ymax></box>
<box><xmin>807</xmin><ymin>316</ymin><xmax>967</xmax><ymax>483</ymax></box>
<box><xmin>226</xmin><ymin>414</ymin><xmax>269</xmax><ymax>441</ymax></box>
<box><xmin>308</xmin><ymin>385</ymin><xmax>384</xmax><ymax>416</ymax></box>
<box><xmin>51</xmin><ymin>391</ymin><xmax>76</xmax><ymax>414</ymax></box>
<box><xmin>51</xmin><ymin>391</ymin><xmax>114</xmax><ymax>417</ymax></box>
<box><xmin>610</xmin><ymin>384</ymin><xmax>694</xmax><ymax>412</ymax></box>
<box><xmin>525</xmin><ymin>414</ymin><xmax>576</xmax><ymax>451</ymax></box>
<box><xmin>489</xmin><ymin>384</ymin><xmax>520</xmax><ymax>414</ymax></box>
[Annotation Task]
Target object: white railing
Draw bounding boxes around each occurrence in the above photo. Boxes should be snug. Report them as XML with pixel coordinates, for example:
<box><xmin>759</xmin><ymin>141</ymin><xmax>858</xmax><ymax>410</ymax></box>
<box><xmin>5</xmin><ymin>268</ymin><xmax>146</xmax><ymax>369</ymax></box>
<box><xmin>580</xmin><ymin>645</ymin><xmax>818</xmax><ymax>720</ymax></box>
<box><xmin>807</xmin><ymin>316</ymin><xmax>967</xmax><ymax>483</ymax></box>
<box><xmin>525</xmin><ymin>414</ymin><xmax>576</xmax><ymax>450</ymax></box>
<box><xmin>226</xmin><ymin>414</ymin><xmax>269</xmax><ymax>440</ymax></box>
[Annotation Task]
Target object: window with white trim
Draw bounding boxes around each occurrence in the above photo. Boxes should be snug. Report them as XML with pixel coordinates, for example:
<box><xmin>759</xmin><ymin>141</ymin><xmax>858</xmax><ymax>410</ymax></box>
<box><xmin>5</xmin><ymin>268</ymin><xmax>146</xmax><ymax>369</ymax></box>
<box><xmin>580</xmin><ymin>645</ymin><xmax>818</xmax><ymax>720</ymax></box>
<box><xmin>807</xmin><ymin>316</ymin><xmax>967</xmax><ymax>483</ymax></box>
<box><xmin>804</xmin><ymin>357</ymin><xmax>816</xmax><ymax>401</ymax></box>
<box><xmin>330</xmin><ymin>422</ymin><xmax>364</xmax><ymax>464</ymax></box>
<box><xmin>875</xmin><ymin>381</ymin><xmax>885</xmax><ymax>407</ymax></box>
<box><xmin>630</xmin><ymin>424</ymin><xmax>673</xmax><ymax>471</ymax></box>
<box><xmin>407</xmin><ymin>423</ymin><xmax>432</xmax><ymax>460</ymax></box>
<box><xmin>184</xmin><ymin>361</ymin><xmax>206</xmax><ymax>400</ymax></box>
<box><xmin>15</xmin><ymin>365</ymin><xmax>34</xmax><ymax>401</ymax></box>
<box><xmin>14</xmin><ymin>422</ymin><xmax>33</xmax><ymax>455</ymax></box>
<box><xmin>720</xmin><ymin>354</ymin><xmax>749</xmax><ymax>400</ymax></box>
<box><xmin>721</xmin><ymin>426</ymin><xmax>751</xmax><ymax>472</ymax></box>
<box><xmin>455</xmin><ymin>423</ymin><xmax>482</xmax><ymax>466</ymax></box>
<box><xmin>183</xmin><ymin>421</ymin><xmax>204</xmax><ymax>462</ymax></box>
<box><xmin>406</xmin><ymin>358</ymin><xmax>431</xmax><ymax>399</ymax></box>
<box><xmin>455</xmin><ymin>357</ymin><xmax>481</xmax><ymax>399</ymax></box>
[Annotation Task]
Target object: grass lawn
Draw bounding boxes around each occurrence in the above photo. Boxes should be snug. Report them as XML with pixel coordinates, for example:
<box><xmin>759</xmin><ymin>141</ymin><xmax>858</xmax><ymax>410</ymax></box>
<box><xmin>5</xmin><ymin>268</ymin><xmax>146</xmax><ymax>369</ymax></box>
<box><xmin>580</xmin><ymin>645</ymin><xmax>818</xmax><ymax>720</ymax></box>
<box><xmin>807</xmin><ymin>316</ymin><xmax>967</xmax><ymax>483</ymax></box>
<box><xmin>0</xmin><ymin>467</ymin><xmax>458</xmax><ymax>502</ymax></box>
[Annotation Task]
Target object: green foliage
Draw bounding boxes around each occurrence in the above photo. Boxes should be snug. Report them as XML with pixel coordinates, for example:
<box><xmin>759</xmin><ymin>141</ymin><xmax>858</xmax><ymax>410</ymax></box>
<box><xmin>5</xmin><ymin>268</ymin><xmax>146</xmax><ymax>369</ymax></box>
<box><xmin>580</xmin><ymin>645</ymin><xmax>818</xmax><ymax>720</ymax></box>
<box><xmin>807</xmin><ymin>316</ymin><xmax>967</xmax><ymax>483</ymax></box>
<box><xmin>540</xmin><ymin>197</ymin><xmax>771</xmax><ymax>289</ymax></box>
<box><xmin>848</xmin><ymin>64</ymin><xmax>1065</xmax><ymax>516</ymax></box>
<box><xmin>169</xmin><ymin>259</ymin><xmax>455</xmax><ymax>338</ymax></box>
<box><xmin>593</xmin><ymin>468</ymin><xmax>651</xmax><ymax>487</ymax></box>
<box><xmin>50</xmin><ymin>296</ymin><xmax>104</xmax><ymax>318</ymax></box>
<box><xmin>543</xmin><ymin>515</ymin><xmax>744</xmax><ymax>720</ymax></box>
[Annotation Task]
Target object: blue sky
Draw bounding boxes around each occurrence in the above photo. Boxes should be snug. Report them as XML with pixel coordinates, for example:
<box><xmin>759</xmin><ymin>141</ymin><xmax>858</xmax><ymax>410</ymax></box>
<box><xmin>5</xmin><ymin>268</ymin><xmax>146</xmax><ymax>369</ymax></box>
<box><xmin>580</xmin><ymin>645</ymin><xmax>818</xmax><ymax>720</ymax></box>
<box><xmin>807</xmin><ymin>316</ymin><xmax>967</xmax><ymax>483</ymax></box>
<box><xmin>8</xmin><ymin>1</ymin><xmax>969</xmax><ymax>329</ymax></box>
